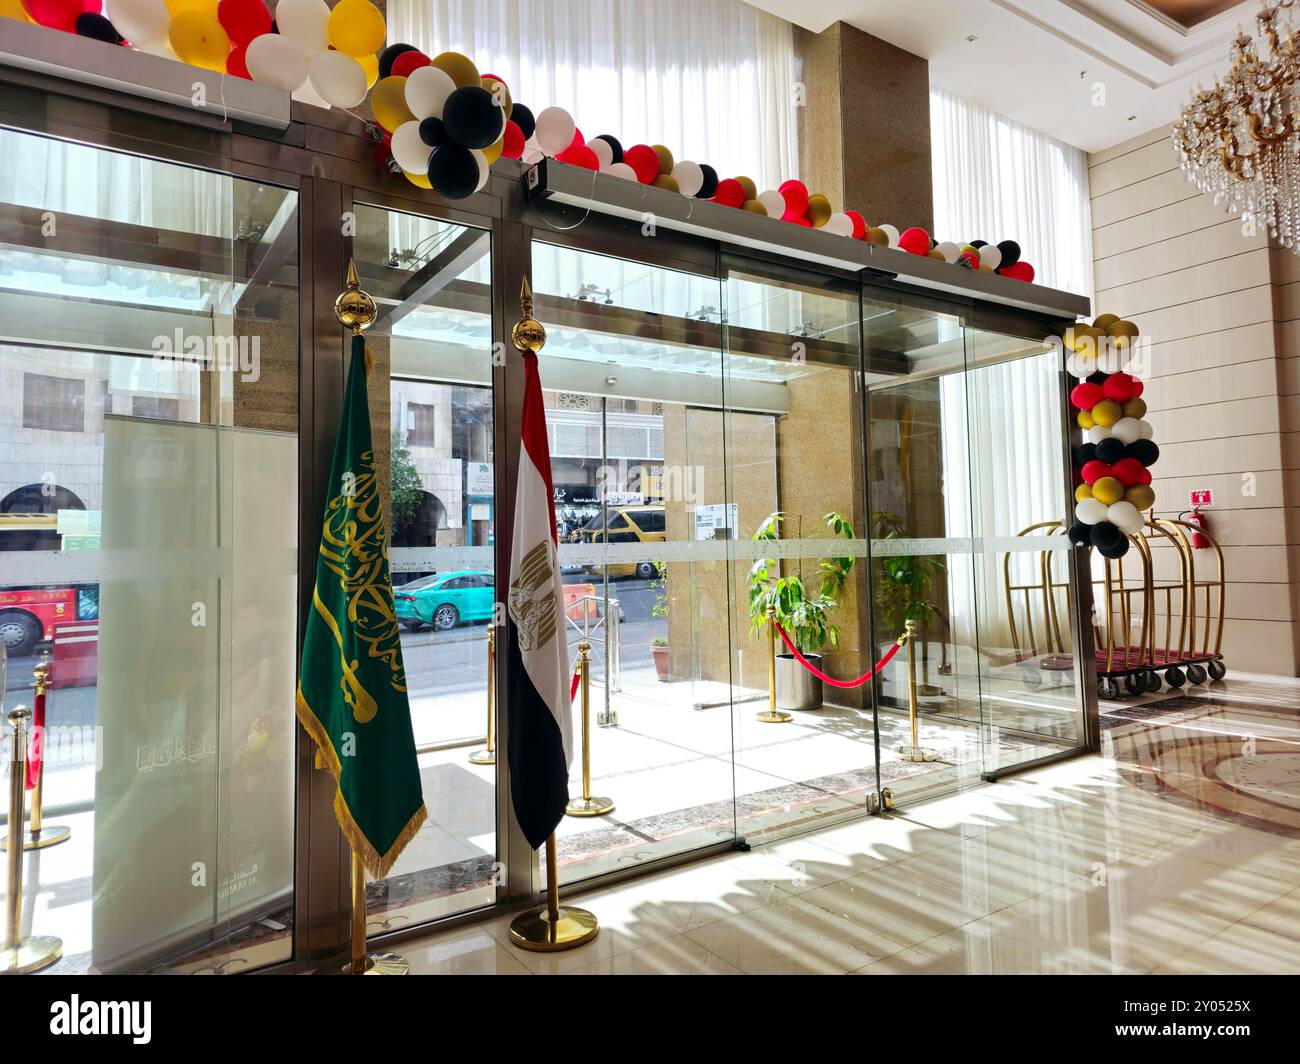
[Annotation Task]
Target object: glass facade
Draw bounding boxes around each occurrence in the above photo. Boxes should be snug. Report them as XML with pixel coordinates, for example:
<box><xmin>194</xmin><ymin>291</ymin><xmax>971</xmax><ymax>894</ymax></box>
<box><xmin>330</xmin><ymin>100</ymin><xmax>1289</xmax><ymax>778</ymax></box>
<box><xmin>0</xmin><ymin>93</ymin><xmax>1092</xmax><ymax>972</ymax></box>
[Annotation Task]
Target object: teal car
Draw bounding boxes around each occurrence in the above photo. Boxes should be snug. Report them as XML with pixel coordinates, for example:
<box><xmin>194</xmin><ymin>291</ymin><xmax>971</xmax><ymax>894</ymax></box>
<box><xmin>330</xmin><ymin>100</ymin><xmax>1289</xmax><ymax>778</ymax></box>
<box><xmin>394</xmin><ymin>571</ymin><xmax>495</xmax><ymax>631</ymax></box>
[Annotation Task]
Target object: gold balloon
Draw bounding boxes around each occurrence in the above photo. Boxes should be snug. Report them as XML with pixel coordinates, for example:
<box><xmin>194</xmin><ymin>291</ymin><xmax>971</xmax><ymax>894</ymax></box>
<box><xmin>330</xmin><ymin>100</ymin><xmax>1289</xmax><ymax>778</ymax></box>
<box><xmin>371</xmin><ymin>76</ymin><xmax>415</xmax><ymax>133</ymax></box>
<box><xmin>1107</xmin><ymin>319</ymin><xmax>1139</xmax><ymax>339</ymax></box>
<box><xmin>741</xmin><ymin>198</ymin><xmax>767</xmax><ymax>215</ymax></box>
<box><xmin>1122</xmin><ymin>396</ymin><xmax>1147</xmax><ymax>419</ymax></box>
<box><xmin>1092</xmin><ymin>477</ymin><xmax>1124</xmax><ymax>506</ymax></box>
<box><xmin>1077</xmin><ymin>409</ymin><xmax>1095</xmax><ymax>430</ymax></box>
<box><xmin>482</xmin><ymin>134</ymin><xmax>506</xmax><ymax>166</ymax></box>
<box><xmin>653</xmin><ymin>173</ymin><xmax>681</xmax><ymax>194</ymax></box>
<box><xmin>1091</xmin><ymin>400</ymin><xmax>1122</xmax><ymax>427</ymax></box>
<box><xmin>329</xmin><ymin>0</ymin><xmax>386</xmax><ymax>58</ymax></box>
<box><xmin>807</xmin><ymin>193</ymin><xmax>832</xmax><ymax>227</ymax></box>
<box><xmin>652</xmin><ymin>145</ymin><xmax>675</xmax><ymax>175</ymax></box>
<box><xmin>866</xmin><ymin>227</ymin><xmax>890</xmax><ymax>246</ymax></box>
<box><xmin>168</xmin><ymin>11</ymin><xmax>230</xmax><ymax>72</ymax></box>
<box><xmin>481</xmin><ymin>75</ymin><xmax>512</xmax><ymax>118</ymax></box>
<box><xmin>404</xmin><ymin>170</ymin><xmax>433</xmax><ymax>189</ymax></box>
<box><xmin>165</xmin><ymin>0</ymin><xmax>216</xmax><ymax>14</ymax></box>
<box><xmin>1075</xmin><ymin>484</ymin><xmax>1093</xmax><ymax>502</ymax></box>
<box><xmin>357</xmin><ymin>53</ymin><xmax>379</xmax><ymax>89</ymax></box>
<box><xmin>735</xmin><ymin>176</ymin><xmax>757</xmax><ymax>200</ymax></box>
<box><xmin>927</xmin><ymin>248</ymin><xmax>946</xmax><ymax>259</ymax></box>
<box><xmin>1125</xmin><ymin>485</ymin><xmax>1156</xmax><ymax>511</ymax></box>
<box><xmin>1092</xmin><ymin>313</ymin><xmax>1119</xmax><ymax>332</ymax></box>
<box><xmin>432</xmin><ymin>51</ymin><xmax>480</xmax><ymax>89</ymax></box>
<box><xmin>1</xmin><ymin>0</ymin><xmax>32</xmax><ymax>21</ymax></box>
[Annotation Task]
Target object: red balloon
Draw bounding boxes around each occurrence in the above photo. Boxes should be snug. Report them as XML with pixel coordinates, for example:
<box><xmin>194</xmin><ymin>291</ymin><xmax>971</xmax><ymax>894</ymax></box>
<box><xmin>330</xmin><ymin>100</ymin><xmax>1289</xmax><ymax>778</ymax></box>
<box><xmin>843</xmin><ymin>210</ymin><xmax>867</xmax><ymax>239</ymax></box>
<box><xmin>226</xmin><ymin>43</ymin><xmax>251</xmax><ymax>80</ymax></box>
<box><xmin>624</xmin><ymin>144</ymin><xmax>660</xmax><ymax>184</ymax></box>
<box><xmin>501</xmin><ymin>120</ymin><xmax>526</xmax><ymax>160</ymax></box>
<box><xmin>1001</xmin><ymin>260</ymin><xmax>1035</xmax><ymax>283</ymax></box>
<box><xmin>391</xmin><ymin>51</ymin><xmax>431</xmax><ymax>78</ymax></box>
<box><xmin>22</xmin><ymin>0</ymin><xmax>84</xmax><ymax>30</ymax></box>
<box><xmin>557</xmin><ymin>144</ymin><xmax>599</xmax><ymax>171</ymax></box>
<box><xmin>1111</xmin><ymin>458</ymin><xmax>1146</xmax><ymax>487</ymax></box>
<box><xmin>1137</xmin><ymin>467</ymin><xmax>1152</xmax><ymax>486</ymax></box>
<box><xmin>1102</xmin><ymin>373</ymin><xmax>1138</xmax><ymax>403</ymax></box>
<box><xmin>787</xmin><ymin>216</ymin><xmax>813</xmax><ymax>228</ymax></box>
<box><xmin>1081</xmin><ymin>460</ymin><xmax>1112</xmax><ymax>486</ymax></box>
<box><xmin>568</xmin><ymin>128</ymin><xmax>585</xmax><ymax>150</ymax></box>
<box><xmin>899</xmin><ymin>226</ymin><xmax>932</xmax><ymax>256</ymax></box>
<box><xmin>779</xmin><ymin>179</ymin><xmax>809</xmax><ymax>219</ymax></box>
<box><xmin>712</xmin><ymin>178</ymin><xmax>745</xmax><ymax>209</ymax></box>
<box><xmin>958</xmin><ymin>251</ymin><xmax>980</xmax><ymax>269</ymax></box>
<box><xmin>1070</xmin><ymin>382</ymin><xmax>1104</xmax><ymax>411</ymax></box>
<box><xmin>217</xmin><ymin>0</ymin><xmax>270</xmax><ymax>46</ymax></box>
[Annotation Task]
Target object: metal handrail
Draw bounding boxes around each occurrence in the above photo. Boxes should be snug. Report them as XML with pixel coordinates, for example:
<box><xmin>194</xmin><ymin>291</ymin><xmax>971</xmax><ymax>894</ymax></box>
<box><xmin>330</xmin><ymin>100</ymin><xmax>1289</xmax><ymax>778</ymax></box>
<box><xmin>564</xmin><ymin>595</ymin><xmax>621</xmax><ymax>693</ymax></box>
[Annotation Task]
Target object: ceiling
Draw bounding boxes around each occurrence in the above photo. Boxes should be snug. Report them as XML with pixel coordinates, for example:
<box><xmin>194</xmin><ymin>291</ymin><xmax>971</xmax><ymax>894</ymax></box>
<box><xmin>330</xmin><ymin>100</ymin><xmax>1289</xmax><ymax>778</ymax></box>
<box><xmin>744</xmin><ymin>0</ymin><xmax>1259</xmax><ymax>152</ymax></box>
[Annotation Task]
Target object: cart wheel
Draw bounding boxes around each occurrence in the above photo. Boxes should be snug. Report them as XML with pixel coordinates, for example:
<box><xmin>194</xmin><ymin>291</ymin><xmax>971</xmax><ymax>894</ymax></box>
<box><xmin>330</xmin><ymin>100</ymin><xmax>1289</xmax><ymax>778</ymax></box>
<box><xmin>1098</xmin><ymin>676</ymin><xmax>1120</xmax><ymax>700</ymax></box>
<box><xmin>1023</xmin><ymin>669</ymin><xmax>1041</xmax><ymax>690</ymax></box>
<box><xmin>1123</xmin><ymin>673</ymin><xmax>1146</xmax><ymax>696</ymax></box>
<box><xmin>1165</xmin><ymin>666</ymin><xmax>1185</xmax><ymax>689</ymax></box>
<box><xmin>1144</xmin><ymin>670</ymin><xmax>1162</xmax><ymax>693</ymax></box>
<box><xmin>1208</xmin><ymin>659</ymin><xmax>1226</xmax><ymax>682</ymax></box>
<box><xmin>1186</xmin><ymin>663</ymin><xmax>1208</xmax><ymax>685</ymax></box>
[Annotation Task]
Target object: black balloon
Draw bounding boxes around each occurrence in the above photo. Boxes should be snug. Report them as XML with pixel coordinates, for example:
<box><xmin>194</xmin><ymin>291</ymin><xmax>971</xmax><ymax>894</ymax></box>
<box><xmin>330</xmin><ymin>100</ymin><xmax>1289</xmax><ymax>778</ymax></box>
<box><xmin>442</xmin><ymin>86</ymin><xmax>505</xmax><ymax>150</ymax></box>
<box><xmin>971</xmin><ymin>239</ymin><xmax>988</xmax><ymax>248</ymax></box>
<box><xmin>1087</xmin><ymin>371</ymin><xmax>1107</xmax><ymax>386</ymax></box>
<box><xmin>1091</xmin><ymin>521</ymin><xmax>1125</xmax><ymax>553</ymax></box>
<box><xmin>1075</xmin><ymin>442</ymin><xmax>1097</xmax><ymax>466</ymax></box>
<box><xmin>510</xmin><ymin>103</ymin><xmax>536</xmax><ymax>140</ymax></box>
<box><xmin>379</xmin><ymin>43</ymin><xmax>418</xmax><ymax>80</ymax></box>
<box><xmin>1098</xmin><ymin>537</ymin><xmax>1130</xmax><ymax>559</ymax></box>
<box><xmin>697</xmin><ymin>164</ymin><xmax>719</xmax><ymax>199</ymax></box>
<box><xmin>1067</xmin><ymin>522</ymin><xmax>1091</xmax><ymax>546</ymax></box>
<box><xmin>1096</xmin><ymin>437</ymin><xmax>1125</xmax><ymax>464</ymax></box>
<box><xmin>1126</xmin><ymin>439</ymin><xmax>1159</xmax><ymax>467</ymax></box>
<box><xmin>593</xmin><ymin>134</ymin><xmax>623</xmax><ymax>164</ymax></box>
<box><xmin>996</xmin><ymin>239</ymin><xmax>1021</xmax><ymax>266</ymax></box>
<box><xmin>428</xmin><ymin>144</ymin><xmax>481</xmax><ymax>200</ymax></box>
<box><xmin>419</xmin><ymin>117</ymin><xmax>447</xmax><ymax>148</ymax></box>
<box><xmin>75</xmin><ymin>12</ymin><xmax>122</xmax><ymax>43</ymax></box>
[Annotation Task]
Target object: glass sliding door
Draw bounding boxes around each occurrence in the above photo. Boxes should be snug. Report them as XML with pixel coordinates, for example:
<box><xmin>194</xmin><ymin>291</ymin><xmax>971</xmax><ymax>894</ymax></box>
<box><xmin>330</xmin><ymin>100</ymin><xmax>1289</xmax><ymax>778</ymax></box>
<box><xmin>0</xmin><ymin>128</ymin><xmax>299</xmax><ymax>972</ymax></box>
<box><xmin>352</xmin><ymin>202</ymin><xmax>498</xmax><ymax>926</ymax></box>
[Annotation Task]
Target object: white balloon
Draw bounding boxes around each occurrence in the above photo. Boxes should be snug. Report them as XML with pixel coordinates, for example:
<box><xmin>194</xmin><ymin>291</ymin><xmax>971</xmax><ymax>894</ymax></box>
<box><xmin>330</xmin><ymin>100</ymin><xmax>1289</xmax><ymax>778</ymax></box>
<box><xmin>1137</xmin><ymin>419</ymin><xmax>1154</xmax><ymax>440</ymax></box>
<box><xmin>590</xmin><ymin>138</ymin><xmax>614</xmax><ymax>171</ymax></box>
<box><xmin>605</xmin><ymin>162</ymin><xmax>638</xmax><ymax>181</ymax></box>
<box><xmin>521</xmin><ymin>147</ymin><xmax>546</xmax><ymax>165</ymax></box>
<box><xmin>935</xmin><ymin>241</ymin><xmax>961</xmax><ymax>263</ymax></box>
<box><xmin>108</xmin><ymin>0</ymin><xmax>170</xmax><ymax>46</ymax></box>
<box><xmin>757</xmin><ymin>190</ymin><xmax>785</xmax><ymax>218</ymax></box>
<box><xmin>246</xmin><ymin>35</ymin><xmax>309</xmax><ymax>92</ymax></box>
<box><xmin>405</xmin><ymin>65</ymin><xmax>456</xmax><ymax>121</ymax></box>
<box><xmin>391</xmin><ymin>121</ymin><xmax>432</xmax><ymax>175</ymax></box>
<box><xmin>824</xmin><ymin>212</ymin><xmax>855</xmax><ymax>237</ymax></box>
<box><xmin>1111</xmin><ymin>417</ymin><xmax>1142</xmax><ymax>445</ymax></box>
<box><xmin>978</xmin><ymin>243</ymin><xmax>1003</xmax><ymax>270</ymax></box>
<box><xmin>672</xmin><ymin>161</ymin><xmax>704</xmax><ymax>198</ymax></box>
<box><xmin>309</xmin><ymin>51</ymin><xmax>367</xmax><ymax>109</ymax></box>
<box><xmin>1086</xmin><ymin>425</ymin><xmax>1110</xmax><ymax>446</ymax></box>
<box><xmin>1075</xmin><ymin>498</ymin><xmax>1108</xmax><ymax>525</ymax></box>
<box><xmin>1107</xmin><ymin>501</ymin><xmax>1143</xmax><ymax>534</ymax></box>
<box><xmin>535</xmin><ymin>106</ymin><xmax>576</xmax><ymax>156</ymax></box>
<box><xmin>135</xmin><ymin>39</ymin><xmax>176</xmax><ymax>59</ymax></box>
<box><xmin>879</xmin><ymin>223</ymin><xmax>901</xmax><ymax>248</ymax></box>
<box><xmin>473</xmin><ymin>149</ymin><xmax>490</xmax><ymax>192</ymax></box>
<box><xmin>291</xmin><ymin>79</ymin><xmax>331</xmax><ymax>110</ymax></box>
<box><xmin>275</xmin><ymin>0</ymin><xmax>331</xmax><ymax>58</ymax></box>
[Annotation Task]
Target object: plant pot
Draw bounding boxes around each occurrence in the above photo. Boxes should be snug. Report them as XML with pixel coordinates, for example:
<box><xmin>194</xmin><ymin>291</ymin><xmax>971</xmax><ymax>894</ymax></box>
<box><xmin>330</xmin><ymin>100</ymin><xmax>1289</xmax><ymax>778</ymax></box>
<box><xmin>650</xmin><ymin>643</ymin><xmax>670</xmax><ymax>682</ymax></box>
<box><xmin>776</xmin><ymin>653</ymin><xmax>823</xmax><ymax>711</ymax></box>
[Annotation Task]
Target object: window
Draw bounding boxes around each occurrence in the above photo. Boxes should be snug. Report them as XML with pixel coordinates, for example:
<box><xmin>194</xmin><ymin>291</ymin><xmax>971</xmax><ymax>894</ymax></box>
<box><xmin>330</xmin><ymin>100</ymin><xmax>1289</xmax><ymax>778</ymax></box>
<box><xmin>636</xmin><ymin>510</ymin><xmax>666</xmax><ymax>533</ymax></box>
<box><xmin>132</xmin><ymin>396</ymin><xmax>180</xmax><ymax>421</ymax></box>
<box><xmin>23</xmin><ymin>372</ymin><xmax>85</xmax><ymax>432</ymax></box>
<box><xmin>407</xmin><ymin>402</ymin><xmax>436</xmax><ymax>446</ymax></box>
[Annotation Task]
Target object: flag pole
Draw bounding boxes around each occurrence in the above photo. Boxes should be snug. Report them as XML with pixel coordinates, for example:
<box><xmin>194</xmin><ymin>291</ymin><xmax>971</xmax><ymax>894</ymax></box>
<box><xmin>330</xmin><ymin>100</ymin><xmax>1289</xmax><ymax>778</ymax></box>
<box><xmin>506</xmin><ymin>277</ymin><xmax>598</xmax><ymax>953</ymax></box>
<box><xmin>322</xmin><ymin>259</ymin><xmax>411</xmax><ymax>976</ymax></box>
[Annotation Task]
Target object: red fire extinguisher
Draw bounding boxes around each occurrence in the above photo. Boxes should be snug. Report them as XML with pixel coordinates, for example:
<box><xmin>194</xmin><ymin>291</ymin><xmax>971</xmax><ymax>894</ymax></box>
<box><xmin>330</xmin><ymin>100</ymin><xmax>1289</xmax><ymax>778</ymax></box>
<box><xmin>1184</xmin><ymin>507</ymin><xmax>1210</xmax><ymax>549</ymax></box>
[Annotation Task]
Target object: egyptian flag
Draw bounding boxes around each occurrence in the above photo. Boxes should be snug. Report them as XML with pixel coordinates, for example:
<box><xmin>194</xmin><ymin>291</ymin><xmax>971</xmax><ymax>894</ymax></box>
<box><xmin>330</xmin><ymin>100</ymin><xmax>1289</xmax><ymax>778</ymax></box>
<box><xmin>505</xmin><ymin>344</ymin><xmax>573</xmax><ymax>850</ymax></box>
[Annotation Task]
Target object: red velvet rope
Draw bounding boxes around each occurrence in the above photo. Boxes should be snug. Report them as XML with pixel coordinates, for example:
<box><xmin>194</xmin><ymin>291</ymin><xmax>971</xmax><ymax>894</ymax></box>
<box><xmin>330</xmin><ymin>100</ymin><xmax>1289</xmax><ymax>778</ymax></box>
<box><xmin>773</xmin><ymin>622</ymin><xmax>903</xmax><ymax>688</ymax></box>
<box><xmin>26</xmin><ymin>684</ymin><xmax>44</xmax><ymax>791</ymax></box>
<box><xmin>571</xmin><ymin>665</ymin><xmax>581</xmax><ymax>702</ymax></box>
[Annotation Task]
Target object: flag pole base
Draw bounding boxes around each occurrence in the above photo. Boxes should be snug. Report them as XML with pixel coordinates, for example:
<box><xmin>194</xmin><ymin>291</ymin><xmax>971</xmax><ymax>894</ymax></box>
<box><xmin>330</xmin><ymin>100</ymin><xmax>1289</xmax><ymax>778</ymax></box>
<box><xmin>756</xmin><ymin>710</ymin><xmax>792</xmax><ymax>724</ymax></box>
<box><xmin>0</xmin><ymin>935</ymin><xmax>62</xmax><ymax>975</ymax></box>
<box><xmin>508</xmin><ymin>905</ymin><xmax>599</xmax><ymax>952</ymax></box>
<box><xmin>324</xmin><ymin>951</ymin><xmax>410</xmax><ymax>975</ymax></box>
<box><xmin>467</xmin><ymin>749</ymin><xmax>495</xmax><ymax>766</ymax></box>
<box><xmin>565</xmin><ymin>796</ymin><xmax>614</xmax><ymax>818</ymax></box>
<box><xmin>0</xmin><ymin>825</ymin><xmax>71</xmax><ymax>851</ymax></box>
<box><xmin>896</xmin><ymin>745</ymin><xmax>939</xmax><ymax>763</ymax></box>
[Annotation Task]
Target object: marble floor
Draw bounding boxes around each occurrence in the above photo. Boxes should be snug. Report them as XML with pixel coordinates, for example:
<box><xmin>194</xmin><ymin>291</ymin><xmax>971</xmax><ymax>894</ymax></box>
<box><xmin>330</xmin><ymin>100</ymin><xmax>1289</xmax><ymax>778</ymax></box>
<box><xmin>394</xmin><ymin>673</ymin><xmax>1300</xmax><ymax>974</ymax></box>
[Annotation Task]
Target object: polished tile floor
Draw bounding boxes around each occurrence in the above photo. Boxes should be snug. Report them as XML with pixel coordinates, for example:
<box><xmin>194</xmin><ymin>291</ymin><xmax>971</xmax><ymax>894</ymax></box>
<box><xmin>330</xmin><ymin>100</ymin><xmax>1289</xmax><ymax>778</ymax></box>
<box><xmin>397</xmin><ymin>674</ymin><xmax>1300</xmax><ymax>974</ymax></box>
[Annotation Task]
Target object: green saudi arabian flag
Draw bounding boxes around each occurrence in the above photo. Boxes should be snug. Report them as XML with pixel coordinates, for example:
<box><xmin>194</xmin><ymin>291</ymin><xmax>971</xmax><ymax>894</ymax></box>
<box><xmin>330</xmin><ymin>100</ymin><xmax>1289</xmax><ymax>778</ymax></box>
<box><xmin>296</xmin><ymin>334</ymin><xmax>427</xmax><ymax>879</ymax></box>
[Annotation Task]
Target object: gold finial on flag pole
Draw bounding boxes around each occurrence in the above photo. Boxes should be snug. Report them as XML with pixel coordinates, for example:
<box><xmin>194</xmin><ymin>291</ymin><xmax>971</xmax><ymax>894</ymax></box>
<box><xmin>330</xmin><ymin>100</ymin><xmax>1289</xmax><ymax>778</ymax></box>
<box><xmin>334</xmin><ymin>258</ymin><xmax>377</xmax><ymax>335</ymax></box>
<box><xmin>512</xmin><ymin>276</ymin><xmax>547</xmax><ymax>354</ymax></box>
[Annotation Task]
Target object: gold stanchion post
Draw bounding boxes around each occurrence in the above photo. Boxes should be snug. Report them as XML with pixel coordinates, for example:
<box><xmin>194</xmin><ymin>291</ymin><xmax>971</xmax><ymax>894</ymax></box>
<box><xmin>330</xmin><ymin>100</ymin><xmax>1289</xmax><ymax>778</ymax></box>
<box><xmin>757</xmin><ymin>603</ymin><xmax>792</xmax><ymax>723</ymax></box>
<box><xmin>508</xmin><ymin>833</ymin><xmax>598</xmax><ymax>952</ymax></box>
<box><xmin>566</xmin><ymin>640</ymin><xmax>613</xmax><ymax>817</ymax></box>
<box><xmin>2</xmin><ymin>656</ymin><xmax>70</xmax><ymax>852</ymax></box>
<box><xmin>469</xmin><ymin>625</ymin><xmax>497</xmax><ymax>765</ymax></box>
<box><xmin>1</xmin><ymin>707</ymin><xmax>62</xmax><ymax>974</ymax></box>
<box><xmin>896</xmin><ymin>620</ymin><xmax>937</xmax><ymax>763</ymax></box>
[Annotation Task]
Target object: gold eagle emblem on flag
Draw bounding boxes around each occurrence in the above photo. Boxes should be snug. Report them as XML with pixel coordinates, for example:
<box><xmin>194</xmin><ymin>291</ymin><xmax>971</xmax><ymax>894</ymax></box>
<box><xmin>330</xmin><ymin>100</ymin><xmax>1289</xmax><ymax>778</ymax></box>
<box><xmin>509</xmin><ymin>540</ymin><xmax>558</xmax><ymax>651</ymax></box>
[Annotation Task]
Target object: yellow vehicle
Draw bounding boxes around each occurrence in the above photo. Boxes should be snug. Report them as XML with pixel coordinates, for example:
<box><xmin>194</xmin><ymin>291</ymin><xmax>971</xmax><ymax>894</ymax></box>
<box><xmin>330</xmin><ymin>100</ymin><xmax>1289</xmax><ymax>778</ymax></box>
<box><xmin>569</xmin><ymin>505</ymin><xmax>665</xmax><ymax>580</ymax></box>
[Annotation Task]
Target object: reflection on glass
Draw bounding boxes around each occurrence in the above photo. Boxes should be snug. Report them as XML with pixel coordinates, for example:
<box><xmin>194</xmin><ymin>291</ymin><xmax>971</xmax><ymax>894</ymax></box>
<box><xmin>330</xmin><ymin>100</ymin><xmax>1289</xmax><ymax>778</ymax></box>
<box><xmin>0</xmin><ymin>128</ymin><xmax>298</xmax><ymax>973</ymax></box>
<box><xmin>353</xmin><ymin>203</ymin><xmax>497</xmax><ymax>928</ymax></box>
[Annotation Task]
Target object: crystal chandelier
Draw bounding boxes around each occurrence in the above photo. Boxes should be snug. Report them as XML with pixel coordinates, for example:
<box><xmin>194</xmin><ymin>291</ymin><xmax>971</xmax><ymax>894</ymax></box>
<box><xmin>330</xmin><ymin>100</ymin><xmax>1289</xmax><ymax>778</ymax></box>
<box><xmin>1173</xmin><ymin>0</ymin><xmax>1300</xmax><ymax>249</ymax></box>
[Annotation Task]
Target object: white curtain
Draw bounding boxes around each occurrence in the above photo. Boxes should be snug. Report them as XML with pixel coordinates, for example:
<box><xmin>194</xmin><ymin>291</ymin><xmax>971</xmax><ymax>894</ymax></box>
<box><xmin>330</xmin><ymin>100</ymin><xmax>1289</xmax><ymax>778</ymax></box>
<box><xmin>386</xmin><ymin>0</ymin><xmax>798</xmax><ymax>191</ymax></box>
<box><xmin>930</xmin><ymin>88</ymin><xmax>1090</xmax><ymax>649</ymax></box>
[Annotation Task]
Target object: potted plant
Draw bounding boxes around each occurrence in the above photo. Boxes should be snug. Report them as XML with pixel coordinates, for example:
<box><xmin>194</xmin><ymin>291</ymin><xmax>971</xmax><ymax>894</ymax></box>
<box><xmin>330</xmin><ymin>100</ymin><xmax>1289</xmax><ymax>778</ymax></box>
<box><xmin>649</xmin><ymin>562</ymin><xmax>670</xmax><ymax>682</ymax></box>
<box><xmin>748</xmin><ymin>511</ymin><xmax>855</xmax><ymax>711</ymax></box>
